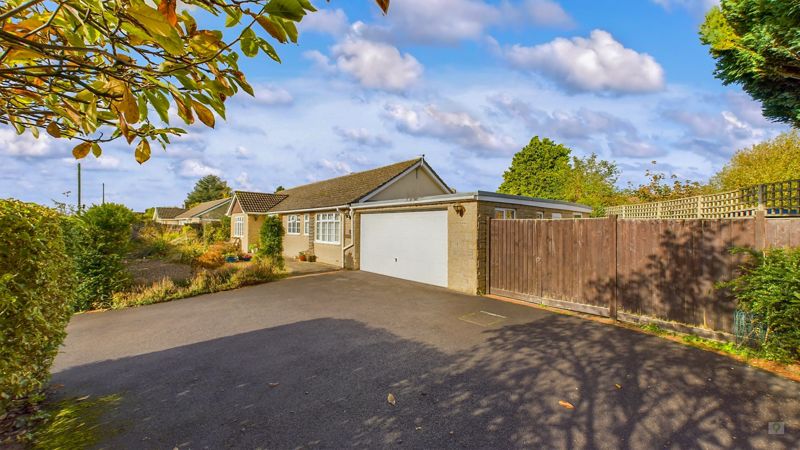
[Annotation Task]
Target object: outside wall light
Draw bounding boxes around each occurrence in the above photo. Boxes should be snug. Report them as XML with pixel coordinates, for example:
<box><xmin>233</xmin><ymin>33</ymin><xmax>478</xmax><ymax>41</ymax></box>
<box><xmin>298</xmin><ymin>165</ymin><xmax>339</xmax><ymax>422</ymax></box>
<box><xmin>453</xmin><ymin>204</ymin><xmax>466</xmax><ymax>217</ymax></box>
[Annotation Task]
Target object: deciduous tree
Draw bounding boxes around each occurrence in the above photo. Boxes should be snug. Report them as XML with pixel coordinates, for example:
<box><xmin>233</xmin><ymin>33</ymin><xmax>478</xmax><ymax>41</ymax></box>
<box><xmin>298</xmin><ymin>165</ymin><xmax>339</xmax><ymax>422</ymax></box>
<box><xmin>498</xmin><ymin>136</ymin><xmax>572</xmax><ymax>200</ymax></box>
<box><xmin>711</xmin><ymin>131</ymin><xmax>800</xmax><ymax>190</ymax></box>
<box><xmin>0</xmin><ymin>0</ymin><xmax>390</xmax><ymax>163</ymax></box>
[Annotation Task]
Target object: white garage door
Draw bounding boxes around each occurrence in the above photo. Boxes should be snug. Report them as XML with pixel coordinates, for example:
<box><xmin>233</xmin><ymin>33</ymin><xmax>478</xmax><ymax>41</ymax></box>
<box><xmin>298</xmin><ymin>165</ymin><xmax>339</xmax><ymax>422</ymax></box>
<box><xmin>360</xmin><ymin>210</ymin><xmax>448</xmax><ymax>287</ymax></box>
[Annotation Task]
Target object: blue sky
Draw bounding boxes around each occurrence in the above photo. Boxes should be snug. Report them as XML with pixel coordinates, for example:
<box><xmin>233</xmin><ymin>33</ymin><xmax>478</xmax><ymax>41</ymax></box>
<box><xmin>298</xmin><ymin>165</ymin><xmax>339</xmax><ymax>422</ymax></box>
<box><xmin>0</xmin><ymin>0</ymin><xmax>788</xmax><ymax>211</ymax></box>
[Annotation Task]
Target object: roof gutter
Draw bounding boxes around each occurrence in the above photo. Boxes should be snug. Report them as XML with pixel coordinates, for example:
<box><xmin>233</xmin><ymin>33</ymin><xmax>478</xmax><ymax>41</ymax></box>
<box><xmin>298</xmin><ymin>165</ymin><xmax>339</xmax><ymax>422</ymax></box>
<box><xmin>349</xmin><ymin>192</ymin><xmax>592</xmax><ymax>213</ymax></box>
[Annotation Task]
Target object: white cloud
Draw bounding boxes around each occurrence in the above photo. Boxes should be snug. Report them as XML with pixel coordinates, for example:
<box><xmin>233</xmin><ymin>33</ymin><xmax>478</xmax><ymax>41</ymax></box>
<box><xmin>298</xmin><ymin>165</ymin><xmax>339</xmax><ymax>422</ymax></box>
<box><xmin>358</xmin><ymin>0</ymin><xmax>574</xmax><ymax>45</ymax></box>
<box><xmin>178</xmin><ymin>159</ymin><xmax>220</xmax><ymax>177</ymax></box>
<box><xmin>384</xmin><ymin>103</ymin><xmax>515</xmax><ymax>153</ymax></box>
<box><xmin>652</xmin><ymin>0</ymin><xmax>718</xmax><ymax>14</ymax></box>
<box><xmin>329</xmin><ymin>35</ymin><xmax>423</xmax><ymax>92</ymax></box>
<box><xmin>522</xmin><ymin>0</ymin><xmax>575</xmax><ymax>28</ymax></box>
<box><xmin>251</xmin><ymin>85</ymin><xmax>293</xmax><ymax>106</ymax></box>
<box><xmin>234</xmin><ymin>145</ymin><xmax>250</xmax><ymax>158</ymax></box>
<box><xmin>234</xmin><ymin>171</ymin><xmax>253</xmax><ymax>190</ymax></box>
<box><xmin>298</xmin><ymin>8</ymin><xmax>349</xmax><ymax>36</ymax></box>
<box><xmin>333</xmin><ymin>126</ymin><xmax>391</xmax><ymax>147</ymax></box>
<box><xmin>320</xmin><ymin>159</ymin><xmax>352</xmax><ymax>175</ymax></box>
<box><xmin>0</xmin><ymin>128</ymin><xmax>53</xmax><ymax>157</ymax></box>
<box><xmin>502</xmin><ymin>30</ymin><xmax>665</xmax><ymax>94</ymax></box>
<box><xmin>385</xmin><ymin>0</ymin><xmax>500</xmax><ymax>43</ymax></box>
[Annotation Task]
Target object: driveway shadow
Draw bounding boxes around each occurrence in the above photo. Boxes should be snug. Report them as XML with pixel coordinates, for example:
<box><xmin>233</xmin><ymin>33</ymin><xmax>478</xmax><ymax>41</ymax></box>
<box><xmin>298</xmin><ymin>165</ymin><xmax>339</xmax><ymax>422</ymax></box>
<box><xmin>53</xmin><ymin>317</ymin><xmax>798</xmax><ymax>449</ymax></box>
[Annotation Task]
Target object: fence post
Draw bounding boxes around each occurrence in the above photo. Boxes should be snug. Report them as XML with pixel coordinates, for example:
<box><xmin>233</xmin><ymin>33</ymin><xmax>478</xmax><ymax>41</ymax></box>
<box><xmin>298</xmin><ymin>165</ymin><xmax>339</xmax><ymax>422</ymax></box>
<box><xmin>697</xmin><ymin>196</ymin><xmax>703</xmax><ymax>219</ymax></box>
<box><xmin>754</xmin><ymin>210</ymin><xmax>766</xmax><ymax>251</ymax></box>
<box><xmin>757</xmin><ymin>183</ymin><xmax>766</xmax><ymax>212</ymax></box>
<box><xmin>609</xmin><ymin>214</ymin><xmax>618</xmax><ymax>320</ymax></box>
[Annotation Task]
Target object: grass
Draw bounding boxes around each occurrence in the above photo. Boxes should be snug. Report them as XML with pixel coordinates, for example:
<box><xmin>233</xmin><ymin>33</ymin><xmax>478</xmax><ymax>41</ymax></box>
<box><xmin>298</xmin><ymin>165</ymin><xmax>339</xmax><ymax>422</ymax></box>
<box><xmin>111</xmin><ymin>260</ymin><xmax>281</xmax><ymax>309</ymax></box>
<box><xmin>2</xmin><ymin>394</ymin><xmax>122</xmax><ymax>449</ymax></box>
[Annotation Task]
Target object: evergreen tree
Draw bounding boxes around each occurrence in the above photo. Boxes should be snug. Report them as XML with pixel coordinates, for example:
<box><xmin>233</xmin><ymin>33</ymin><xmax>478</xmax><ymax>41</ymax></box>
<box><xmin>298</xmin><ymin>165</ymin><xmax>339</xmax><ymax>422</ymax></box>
<box><xmin>185</xmin><ymin>175</ymin><xmax>232</xmax><ymax>208</ymax></box>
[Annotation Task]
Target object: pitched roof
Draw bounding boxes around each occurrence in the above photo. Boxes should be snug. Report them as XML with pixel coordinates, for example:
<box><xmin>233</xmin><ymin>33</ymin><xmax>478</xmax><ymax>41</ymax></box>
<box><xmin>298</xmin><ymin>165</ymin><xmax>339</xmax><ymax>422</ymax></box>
<box><xmin>232</xmin><ymin>191</ymin><xmax>288</xmax><ymax>214</ymax></box>
<box><xmin>176</xmin><ymin>197</ymin><xmax>231</xmax><ymax>219</ymax></box>
<box><xmin>269</xmin><ymin>158</ymin><xmax>423</xmax><ymax>212</ymax></box>
<box><xmin>154</xmin><ymin>207</ymin><xmax>186</xmax><ymax>219</ymax></box>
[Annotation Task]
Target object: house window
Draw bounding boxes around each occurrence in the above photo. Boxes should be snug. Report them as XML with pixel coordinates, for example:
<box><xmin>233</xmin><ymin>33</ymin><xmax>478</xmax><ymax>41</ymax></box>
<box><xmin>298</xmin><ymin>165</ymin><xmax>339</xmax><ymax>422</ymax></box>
<box><xmin>315</xmin><ymin>213</ymin><xmax>340</xmax><ymax>244</ymax></box>
<box><xmin>287</xmin><ymin>215</ymin><xmax>299</xmax><ymax>234</ymax></box>
<box><xmin>535</xmin><ymin>211</ymin><xmax>545</xmax><ymax>219</ymax></box>
<box><xmin>573</xmin><ymin>213</ymin><xmax>583</xmax><ymax>219</ymax></box>
<box><xmin>233</xmin><ymin>216</ymin><xmax>244</xmax><ymax>237</ymax></box>
<box><xmin>304</xmin><ymin>213</ymin><xmax>310</xmax><ymax>235</ymax></box>
<box><xmin>551</xmin><ymin>212</ymin><xmax>562</xmax><ymax>219</ymax></box>
<box><xmin>494</xmin><ymin>208</ymin><xmax>516</xmax><ymax>219</ymax></box>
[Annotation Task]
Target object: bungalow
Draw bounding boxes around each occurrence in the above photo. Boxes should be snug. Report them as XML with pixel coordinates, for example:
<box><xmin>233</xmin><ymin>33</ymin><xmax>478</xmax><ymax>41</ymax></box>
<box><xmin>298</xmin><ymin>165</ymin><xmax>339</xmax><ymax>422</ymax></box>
<box><xmin>154</xmin><ymin>198</ymin><xmax>232</xmax><ymax>225</ymax></box>
<box><xmin>152</xmin><ymin>207</ymin><xmax>186</xmax><ymax>225</ymax></box>
<box><xmin>226</xmin><ymin>157</ymin><xmax>591</xmax><ymax>294</ymax></box>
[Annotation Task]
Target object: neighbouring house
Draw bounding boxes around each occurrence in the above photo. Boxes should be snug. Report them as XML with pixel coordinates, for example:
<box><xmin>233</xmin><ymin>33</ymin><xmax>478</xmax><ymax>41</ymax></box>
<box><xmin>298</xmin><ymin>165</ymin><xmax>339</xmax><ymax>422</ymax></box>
<box><xmin>154</xmin><ymin>198</ymin><xmax>232</xmax><ymax>225</ymax></box>
<box><xmin>227</xmin><ymin>157</ymin><xmax>591</xmax><ymax>294</ymax></box>
<box><xmin>152</xmin><ymin>207</ymin><xmax>186</xmax><ymax>225</ymax></box>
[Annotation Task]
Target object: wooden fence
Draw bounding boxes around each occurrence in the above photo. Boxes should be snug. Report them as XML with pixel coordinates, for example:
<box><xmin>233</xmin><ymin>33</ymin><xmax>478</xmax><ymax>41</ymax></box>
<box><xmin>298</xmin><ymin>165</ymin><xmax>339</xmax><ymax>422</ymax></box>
<box><xmin>605</xmin><ymin>179</ymin><xmax>800</xmax><ymax>219</ymax></box>
<box><xmin>487</xmin><ymin>214</ymin><xmax>800</xmax><ymax>334</ymax></box>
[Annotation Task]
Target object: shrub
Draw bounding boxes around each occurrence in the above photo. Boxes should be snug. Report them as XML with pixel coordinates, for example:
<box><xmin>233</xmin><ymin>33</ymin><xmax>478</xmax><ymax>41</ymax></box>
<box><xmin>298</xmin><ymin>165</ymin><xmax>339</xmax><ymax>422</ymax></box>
<box><xmin>258</xmin><ymin>215</ymin><xmax>284</xmax><ymax>269</ymax></box>
<box><xmin>228</xmin><ymin>260</ymin><xmax>276</xmax><ymax>287</ymax></box>
<box><xmin>80</xmin><ymin>203</ymin><xmax>135</xmax><ymax>255</ymax></box>
<box><xmin>195</xmin><ymin>248</ymin><xmax>225</xmax><ymax>269</ymax></box>
<box><xmin>722</xmin><ymin>247</ymin><xmax>800</xmax><ymax>361</ymax></box>
<box><xmin>61</xmin><ymin>217</ymin><xmax>130</xmax><ymax>311</ymax></box>
<box><xmin>0</xmin><ymin>200</ymin><xmax>74</xmax><ymax>414</ymax></box>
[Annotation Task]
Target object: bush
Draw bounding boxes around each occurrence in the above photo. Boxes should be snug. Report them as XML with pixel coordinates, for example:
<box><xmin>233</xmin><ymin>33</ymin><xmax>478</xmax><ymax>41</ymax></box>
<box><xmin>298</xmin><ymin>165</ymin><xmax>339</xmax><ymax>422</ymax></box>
<box><xmin>62</xmin><ymin>203</ymin><xmax>135</xmax><ymax>311</ymax></box>
<box><xmin>195</xmin><ymin>247</ymin><xmax>225</xmax><ymax>270</ymax></box>
<box><xmin>80</xmin><ymin>203</ymin><xmax>135</xmax><ymax>254</ymax></box>
<box><xmin>258</xmin><ymin>215</ymin><xmax>284</xmax><ymax>269</ymax></box>
<box><xmin>111</xmin><ymin>261</ymin><xmax>276</xmax><ymax>309</ymax></box>
<box><xmin>62</xmin><ymin>217</ymin><xmax>130</xmax><ymax>311</ymax></box>
<box><xmin>722</xmin><ymin>247</ymin><xmax>800</xmax><ymax>361</ymax></box>
<box><xmin>0</xmin><ymin>200</ymin><xmax>75</xmax><ymax>414</ymax></box>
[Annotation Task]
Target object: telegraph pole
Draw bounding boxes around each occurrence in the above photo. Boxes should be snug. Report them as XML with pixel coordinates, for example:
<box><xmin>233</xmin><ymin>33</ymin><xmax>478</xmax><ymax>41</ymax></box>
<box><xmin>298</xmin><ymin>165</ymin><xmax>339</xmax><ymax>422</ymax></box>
<box><xmin>102</xmin><ymin>182</ymin><xmax>105</xmax><ymax>205</ymax></box>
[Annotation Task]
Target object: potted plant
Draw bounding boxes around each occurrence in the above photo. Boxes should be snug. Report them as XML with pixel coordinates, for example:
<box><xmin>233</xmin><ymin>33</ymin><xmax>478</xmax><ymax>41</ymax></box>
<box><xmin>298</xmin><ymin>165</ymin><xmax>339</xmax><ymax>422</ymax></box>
<box><xmin>307</xmin><ymin>254</ymin><xmax>317</xmax><ymax>262</ymax></box>
<box><xmin>298</xmin><ymin>251</ymin><xmax>307</xmax><ymax>261</ymax></box>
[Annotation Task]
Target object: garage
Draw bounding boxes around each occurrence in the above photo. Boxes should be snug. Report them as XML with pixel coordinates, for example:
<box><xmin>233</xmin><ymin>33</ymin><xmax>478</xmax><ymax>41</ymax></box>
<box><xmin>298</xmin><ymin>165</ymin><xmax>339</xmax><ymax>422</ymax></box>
<box><xmin>359</xmin><ymin>210</ymin><xmax>448</xmax><ymax>287</ymax></box>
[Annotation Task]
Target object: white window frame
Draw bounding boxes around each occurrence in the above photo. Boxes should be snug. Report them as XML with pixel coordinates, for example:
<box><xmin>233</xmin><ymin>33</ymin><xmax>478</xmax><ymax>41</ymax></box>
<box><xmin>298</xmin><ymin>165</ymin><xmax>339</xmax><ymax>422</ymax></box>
<box><xmin>304</xmin><ymin>213</ymin><xmax>310</xmax><ymax>235</ymax></box>
<box><xmin>551</xmin><ymin>212</ymin><xmax>562</xmax><ymax>219</ymax></box>
<box><xmin>286</xmin><ymin>214</ymin><xmax>300</xmax><ymax>235</ymax></box>
<box><xmin>315</xmin><ymin>213</ymin><xmax>340</xmax><ymax>244</ymax></box>
<box><xmin>535</xmin><ymin>211</ymin><xmax>545</xmax><ymax>219</ymax></box>
<box><xmin>233</xmin><ymin>216</ymin><xmax>244</xmax><ymax>237</ymax></box>
<box><xmin>573</xmin><ymin>213</ymin><xmax>583</xmax><ymax>219</ymax></box>
<box><xmin>494</xmin><ymin>208</ymin><xmax>516</xmax><ymax>220</ymax></box>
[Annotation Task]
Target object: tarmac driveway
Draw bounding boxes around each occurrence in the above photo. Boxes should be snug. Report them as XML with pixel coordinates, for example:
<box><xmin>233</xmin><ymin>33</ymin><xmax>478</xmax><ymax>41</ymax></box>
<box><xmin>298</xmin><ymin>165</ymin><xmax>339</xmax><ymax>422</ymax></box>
<box><xmin>53</xmin><ymin>271</ymin><xmax>799</xmax><ymax>449</ymax></box>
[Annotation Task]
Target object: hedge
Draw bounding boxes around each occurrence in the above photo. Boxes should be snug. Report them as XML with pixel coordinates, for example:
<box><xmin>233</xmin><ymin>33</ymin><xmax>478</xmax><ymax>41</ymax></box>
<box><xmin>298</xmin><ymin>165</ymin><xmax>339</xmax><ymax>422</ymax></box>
<box><xmin>0</xmin><ymin>200</ymin><xmax>75</xmax><ymax>413</ymax></box>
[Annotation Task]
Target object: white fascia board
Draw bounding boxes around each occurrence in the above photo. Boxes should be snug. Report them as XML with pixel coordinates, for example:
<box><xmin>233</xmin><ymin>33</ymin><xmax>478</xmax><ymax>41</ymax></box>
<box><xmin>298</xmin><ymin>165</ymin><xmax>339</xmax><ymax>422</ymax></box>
<box><xmin>350</xmin><ymin>191</ymin><xmax>593</xmax><ymax>213</ymax></box>
<box><xmin>474</xmin><ymin>192</ymin><xmax>592</xmax><ymax>213</ymax></box>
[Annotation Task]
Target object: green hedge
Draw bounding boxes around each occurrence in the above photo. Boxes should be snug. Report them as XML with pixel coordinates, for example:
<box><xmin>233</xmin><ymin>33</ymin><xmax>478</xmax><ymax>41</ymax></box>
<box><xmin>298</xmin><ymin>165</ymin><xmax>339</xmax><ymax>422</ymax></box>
<box><xmin>724</xmin><ymin>247</ymin><xmax>800</xmax><ymax>361</ymax></box>
<box><xmin>0</xmin><ymin>200</ymin><xmax>75</xmax><ymax>413</ymax></box>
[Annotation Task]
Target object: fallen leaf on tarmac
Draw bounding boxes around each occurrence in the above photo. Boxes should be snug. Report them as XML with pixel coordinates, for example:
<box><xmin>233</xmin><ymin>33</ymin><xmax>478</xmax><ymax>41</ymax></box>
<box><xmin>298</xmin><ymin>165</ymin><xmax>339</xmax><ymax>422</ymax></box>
<box><xmin>387</xmin><ymin>393</ymin><xmax>397</xmax><ymax>406</ymax></box>
<box><xmin>268</xmin><ymin>383</ymin><xmax>279</xmax><ymax>388</ymax></box>
<box><xmin>76</xmin><ymin>395</ymin><xmax>90</xmax><ymax>401</ymax></box>
<box><xmin>615</xmin><ymin>384</ymin><xmax>622</xmax><ymax>389</ymax></box>
<box><xmin>558</xmin><ymin>400</ymin><xmax>574</xmax><ymax>409</ymax></box>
